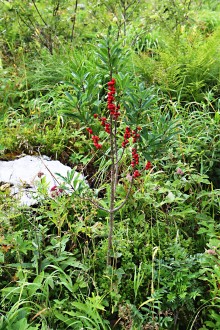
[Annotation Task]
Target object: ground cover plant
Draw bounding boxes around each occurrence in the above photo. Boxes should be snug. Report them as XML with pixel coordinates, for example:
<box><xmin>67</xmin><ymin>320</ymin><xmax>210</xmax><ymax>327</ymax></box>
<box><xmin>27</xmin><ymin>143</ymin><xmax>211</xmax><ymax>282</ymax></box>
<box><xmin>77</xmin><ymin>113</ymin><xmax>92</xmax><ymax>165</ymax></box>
<box><xmin>0</xmin><ymin>0</ymin><xmax>220</xmax><ymax>329</ymax></box>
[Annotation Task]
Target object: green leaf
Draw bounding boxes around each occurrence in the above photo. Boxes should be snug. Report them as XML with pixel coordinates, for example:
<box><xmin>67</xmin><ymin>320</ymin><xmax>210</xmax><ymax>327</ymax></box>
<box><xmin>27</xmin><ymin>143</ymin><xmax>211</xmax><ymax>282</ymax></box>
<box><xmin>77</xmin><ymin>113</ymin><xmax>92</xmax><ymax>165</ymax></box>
<box><xmin>0</xmin><ymin>251</ymin><xmax>4</xmax><ymax>263</ymax></box>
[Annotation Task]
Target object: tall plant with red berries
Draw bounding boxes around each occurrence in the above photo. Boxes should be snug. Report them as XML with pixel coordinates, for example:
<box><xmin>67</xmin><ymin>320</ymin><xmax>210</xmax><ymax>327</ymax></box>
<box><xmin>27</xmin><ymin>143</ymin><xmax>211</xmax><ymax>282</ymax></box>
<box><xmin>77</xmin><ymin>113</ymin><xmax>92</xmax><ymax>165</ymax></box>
<box><xmin>62</xmin><ymin>31</ymin><xmax>155</xmax><ymax>265</ymax></box>
<box><xmin>86</xmin><ymin>75</ymin><xmax>152</xmax><ymax>265</ymax></box>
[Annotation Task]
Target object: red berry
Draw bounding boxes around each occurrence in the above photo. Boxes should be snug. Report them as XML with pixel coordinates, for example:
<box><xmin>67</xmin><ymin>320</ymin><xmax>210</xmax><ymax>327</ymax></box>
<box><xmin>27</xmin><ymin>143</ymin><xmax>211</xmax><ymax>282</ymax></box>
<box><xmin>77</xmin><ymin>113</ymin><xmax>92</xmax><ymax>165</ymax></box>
<box><xmin>133</xmin><ymin>170</ymin><xmax>140</xmax><ymax>178</ymax></box>
<box><xmin>95</xmin><ymin>143</ymin><xmax>102</xmax><ymax>149</ymax></box>
<box><xmin>145</xmin><ymin>161</ymin><xmax>152</xmax><ymax>170</ymax></box>
<box><xmin>86</xmin><ymin>127</ymin><xmax>93</xmax><ymax>134</ymax></box>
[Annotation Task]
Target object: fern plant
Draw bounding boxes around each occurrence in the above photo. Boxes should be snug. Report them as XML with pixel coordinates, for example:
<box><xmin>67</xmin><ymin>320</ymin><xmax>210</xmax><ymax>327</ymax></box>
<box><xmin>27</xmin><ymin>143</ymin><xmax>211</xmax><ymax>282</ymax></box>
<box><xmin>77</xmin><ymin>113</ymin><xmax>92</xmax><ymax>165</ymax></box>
<box><xmin>135</xmin><ymin>26</ymin><xmax>220</xmax><ymax>103</ymax></box>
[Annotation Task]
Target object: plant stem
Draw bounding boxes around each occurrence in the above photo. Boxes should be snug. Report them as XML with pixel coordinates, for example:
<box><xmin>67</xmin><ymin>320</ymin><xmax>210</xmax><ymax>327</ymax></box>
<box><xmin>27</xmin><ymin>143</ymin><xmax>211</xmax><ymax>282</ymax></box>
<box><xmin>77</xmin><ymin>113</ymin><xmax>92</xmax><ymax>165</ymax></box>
<box><xmin>107</xmin><ymin>116</ymin><xmax>116</xmax><ymax>265</ymax></box>
<box><xmin>31</xmin><ymin>0</ymin><xmax>48</xmax><ymax>27</ymax></box>
<box><xmin>113</xmin><ymin>120</ymin><xmax>119</xmax><ymax>193</ymax></box>
<box><xmin>71</xmin><ymin>0</ymin><xmax>78</xmax><ymax>42</ymax></box>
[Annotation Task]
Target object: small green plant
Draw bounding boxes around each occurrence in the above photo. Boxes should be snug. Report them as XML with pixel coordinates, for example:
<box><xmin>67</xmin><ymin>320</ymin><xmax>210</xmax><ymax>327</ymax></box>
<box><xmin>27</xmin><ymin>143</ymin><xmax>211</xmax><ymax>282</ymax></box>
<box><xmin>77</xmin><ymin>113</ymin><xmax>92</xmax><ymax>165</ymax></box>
<box><xmin>54</xmin><ymin>294</ymin><xmax>111</xmax><ymax>330</ymax></box>
<box><xmin>189</xmin><ymin>212</ymin><xmax>220</xmax><ymax>330</ymax></box>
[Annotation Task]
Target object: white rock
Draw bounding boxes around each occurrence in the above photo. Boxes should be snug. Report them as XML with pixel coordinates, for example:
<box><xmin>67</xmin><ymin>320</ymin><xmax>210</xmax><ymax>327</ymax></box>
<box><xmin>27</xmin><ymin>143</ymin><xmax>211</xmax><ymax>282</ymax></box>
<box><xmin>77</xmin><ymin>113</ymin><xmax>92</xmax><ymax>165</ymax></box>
<box><xmin>0</xmin><ymin>155</ymin><xmax>86</xmax><ymax>206</ymax></box>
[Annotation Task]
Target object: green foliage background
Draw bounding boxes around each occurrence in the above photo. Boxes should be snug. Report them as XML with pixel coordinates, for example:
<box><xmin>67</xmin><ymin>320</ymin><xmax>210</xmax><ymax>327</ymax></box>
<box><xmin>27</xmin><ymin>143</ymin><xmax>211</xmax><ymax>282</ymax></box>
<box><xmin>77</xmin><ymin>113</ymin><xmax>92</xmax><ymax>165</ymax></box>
<box><xmin>0</xmin><ymin>0</ymin><xmax>220</xmax><ymax>329</ymax></box>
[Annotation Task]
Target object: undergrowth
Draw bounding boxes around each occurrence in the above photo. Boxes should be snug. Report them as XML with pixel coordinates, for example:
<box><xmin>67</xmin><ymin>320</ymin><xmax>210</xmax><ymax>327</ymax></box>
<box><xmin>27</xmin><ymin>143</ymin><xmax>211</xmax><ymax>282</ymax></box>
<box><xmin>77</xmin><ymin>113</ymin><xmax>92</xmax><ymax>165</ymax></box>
<box><xmin>0</xmin><ymin>1</ymin><xmax>220</xmax><ymax>329</ymax></box>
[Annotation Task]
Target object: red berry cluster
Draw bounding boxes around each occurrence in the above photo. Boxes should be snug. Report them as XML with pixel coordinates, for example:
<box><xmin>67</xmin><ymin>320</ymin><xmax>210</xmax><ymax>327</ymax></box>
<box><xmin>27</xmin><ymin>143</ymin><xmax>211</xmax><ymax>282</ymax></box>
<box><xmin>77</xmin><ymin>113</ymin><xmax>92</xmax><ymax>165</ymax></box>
<box><xmin>131</xmin><ymin>148</ymin><xmax>139</xmax><ymax>168</ymax></box>
<box><xmin>132</xmin><ymin>160</ymin><xmax>152</xmax><ymax>179</ymax></box>
<box><xmin>86</xmin><ymin>127</ymin><xmax>93</xmax><ymax>134</ymax></box>
<box><xmin>107</xmin><ymin>78</ymin><xmax>120</xmax><ymax>120</ymax></box>
<box><xmin>100</xmin><ymin>116</ymin><xmax>106</xmax><ymax>125</ymax></box>
<box><xmin>124</xmin><ymin>127</ymin><xmax>152</xmax><ymax>178</ymax></box>
<box><xmin>86</xmin><ymin>78</ymin><xmax>120</xmax><ymax>148</ymax></box>
<box><xmin>85</xmin><ymin>78</ymin><xmax>153</xmax><ymax>176</ymax></box>
<box><xmin>122</xmin><ymin>127</ymin><xmax>141</xmax><ymax>147</ymax></box>
<box><xmin>131</xmin><ymin>147</ymin><xmax>141</xmax><ymax>178</ymax></box>
<box><xmin>92</xmin><ymin>135</ymin><xmax>102</xmax><ymax>149</ymax></box>
<box><xmin>99</xmin><ymin>116</ymin><xmax>111</xmax><ymax>134</ymax></box>
<box><xmin>121</xmin><ymin>126</ymin><xmax>144</xmax><ymax>179</ymax></box>
<box><xmin>122</xmin><ymin>126</ymin><xmax>131</xmax><ymax>148</ymax></box>
<box><xmin>132</xmin><ymin>129</ymin><xmax>141</xmax><ymax>143</ymax></box>
<box><xmin>121</xmin><ymin>127</ymin><xmax>142</xmax><ymax>178</ymax></box>
<box><xmin>86</xmin><ymin>127</ymin><xmax>102</xmax><ymax>149</ymax></box>
<box><xmin>145</xmin><ymin>161</ymin><xmax>152</xmax><ymax>170</ymax></box>
<box><xmin>133</xmin><ymin>169</ymin><xmax>141</xmax><ymax>178</ymax></box>
<box><xmin>130</xmin><ymin>130</ymin><xmax>152</xmax><ymax>178</ymax></box>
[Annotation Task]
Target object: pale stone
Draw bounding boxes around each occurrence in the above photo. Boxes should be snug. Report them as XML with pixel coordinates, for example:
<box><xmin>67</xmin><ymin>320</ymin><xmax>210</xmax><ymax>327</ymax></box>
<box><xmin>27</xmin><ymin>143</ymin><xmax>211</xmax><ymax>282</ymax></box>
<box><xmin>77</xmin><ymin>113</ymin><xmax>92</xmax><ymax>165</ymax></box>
<box><xmin>0</xmin><ymin>155</ymin><xmax>85</xmax><ymax>206</ymax></box>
